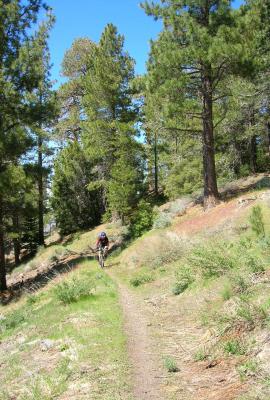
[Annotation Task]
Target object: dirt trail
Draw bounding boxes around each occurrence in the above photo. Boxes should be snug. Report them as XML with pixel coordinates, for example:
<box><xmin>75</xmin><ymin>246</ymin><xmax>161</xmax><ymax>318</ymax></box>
<box><xmin>108</xmin><ymin>271</ymin><xmax>164</xmax><ymax>400</ymax></box>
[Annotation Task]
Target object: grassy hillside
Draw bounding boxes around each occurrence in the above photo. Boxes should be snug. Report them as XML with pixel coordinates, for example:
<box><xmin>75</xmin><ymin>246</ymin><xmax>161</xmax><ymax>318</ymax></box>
<box><xmin>109</xmin><ymin>181</ymin><xmax>270</xmax><ymax>399</ymax></box>
<box><xmin>1</xmin><ymin>175</ymin><xmax>270</xmax><ymax>399</ymax></box>
<box><xmin>0</xmin><ymin>262</ymin><xmax>132</xmax><ymax>400</ymax></box>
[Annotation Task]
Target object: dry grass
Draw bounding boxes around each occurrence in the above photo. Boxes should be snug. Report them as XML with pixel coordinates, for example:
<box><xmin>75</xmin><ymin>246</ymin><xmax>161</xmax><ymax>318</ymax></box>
<box><xmin>109</xmin><ymin>185</ymin><xmax>270</xmax><ymax>400</ymax></box>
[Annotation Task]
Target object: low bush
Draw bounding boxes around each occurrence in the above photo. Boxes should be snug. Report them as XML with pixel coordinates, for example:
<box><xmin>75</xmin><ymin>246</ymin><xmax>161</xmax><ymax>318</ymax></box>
<box><xmin>188</xmin><ymin>242</ymin><xmax>237</xmax><ymax>279</ymax></box>
<box><xmin>167</xmin><ymin>197</ymin><xmax>192</xmax><ymax>216</ymax></box>
<box><xmin>245</xmin><ymin>253</ymin><xmax>265</xmax><ymax>274</ymax></box>
<box><xmin>54</xmin><ymin>276</ymin><xmax>96</xmax><ymax>304</ymax></box>
<box><xmin>152</xmin><ymin>211</ymin><xmax>172</xmax><ymax>229</ymax></box>
<box><xmin>250</xmin><ymin>205</ymin><xmax>265</xmax><ymax>238</ymax></box>
<box><xmin>221</xmin><ymin>284</ymin><xmax>233</xmax><ymax>301</ymax></box>
<box><xmin>150</xmin><ymin>234</ymin><xmax>186</xmax><ymax>269</ymax></box>
<box><xmin>218</xmin><ymin>299</ymin><xmax>269</xmax><ymax>333</ymax></box>
<box><xmin>223</xmin><ymin>339</ymin><xmax>246</xmax><ymax>355</ymax></box>
<box><xmin>236</xmin><ymin>301</ymin><xmax>268</xmax><ymax>329</ymax></box>
<box><xmin>130</xmin><ymin>273</ymin><xmax>154</xmax><ymax>287</ymax></box>
<box><xmin>194</xmin><ymin>348</ymin><xmax>209</xmax><ymax>361</ymax></box>
<box><xmin>164</xmin><ymin>356</ymin><xmax>179</xmax><ymax>372</ymax></box>
<box><xmin>172</xmin><ymin>266</ymin><xmax>194</xmax><ymax>295</ymax></box>
<box><xmin>237</xmin><ymin>360</ymin><xmax>258</xmax><ymax>381</ymax></box>
<box><xmin>26</xmin><ymin>293</ymin><xmax>41</xmax><ymax>305</ymax></box>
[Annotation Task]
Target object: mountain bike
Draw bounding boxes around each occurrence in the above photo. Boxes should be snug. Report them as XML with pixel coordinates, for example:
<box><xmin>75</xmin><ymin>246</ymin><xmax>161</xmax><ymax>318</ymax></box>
<box><xmin>97</xmin><ymin>246</ymin><xmax>106</xmax><ymax>268</ymax></box>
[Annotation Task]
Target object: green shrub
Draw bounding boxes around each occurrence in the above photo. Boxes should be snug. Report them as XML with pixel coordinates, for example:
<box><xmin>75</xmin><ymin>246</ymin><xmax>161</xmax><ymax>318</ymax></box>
<box><xmin>188</xmin><ymin>243</ymin><xmax>236</xmax><ymax>279</ymax></box>
<box><xmin>130</xmin><ymin>200</ymin><xmax>153</xmax><ymax>238</ymax></box>
<box><xmin>194</xmin><ymin>348</ymin><xmax>209</xmax><ymax>361</ymax></box>
<box><xmin>246</xmin><ymin>254</ymin><xmax>265</xmax><ymax>273</ymax></box>
<box><xmin>223</xmin><ymin>340</ymin><xmax>246</xmax><ymax>355</ymax></box>
<box><xmin>152</xmin><ymin>211</ymin><xmax>172</xmax><ymax>229</ymax></box>
<box><xmin>164</xmin><ymin>356</ymin><xmax>179</xmax><ymax>372</ymax></box>
<box><xmin>26</xmin><ymin>293</ymin><xmax>40</xmax><ymax>305</ymax></box>
<box><xmin>130</xmin><ymin>273</ymin><xmax>154</xmax><ymax>287</ymax></box>
<box><xmin>236</xmin><ymin>301</ymin><xmax>268</xmax><ymax>329</ymax></box>
<box><xmin>167</xmin><ymin>197</ymin><xmax>192</xmax><ymax>216</ymax></box>
<box><xmin>172</xmin><ymin>266</ymin><xmax>194</xmax><ymax>295</ymax></box>
<box><xmin>250</xmin><ymin>205</ymin><xmax>265</xmax><ymax>238</ymax></box>
<box><xmin>54</xmin><ymin>276</ymin><xmax>96</xmax><ymax>304</ymax></box>
<box><xmin>237</xmin><ymin>360</ymin><xmax>258</xmax><ymax>381</ymax></box>
<box><xmin>221</xmin><ymin>284</ymin><xmax>233</xmax><ymax>301</ymax></box>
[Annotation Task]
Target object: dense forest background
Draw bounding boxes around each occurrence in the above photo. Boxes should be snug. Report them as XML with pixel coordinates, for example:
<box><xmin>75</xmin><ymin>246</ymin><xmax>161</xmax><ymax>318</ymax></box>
<box><xmin>1</xmin><ymin>0</ymin><xmax>270</xmax><ymax>291</ymax></box>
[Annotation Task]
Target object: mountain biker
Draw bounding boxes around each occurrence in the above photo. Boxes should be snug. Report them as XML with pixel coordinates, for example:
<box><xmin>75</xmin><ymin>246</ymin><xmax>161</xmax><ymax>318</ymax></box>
<box><xmin>96</xmin><ymin>232</ymin><xmax>109</xmax><ymax>258</ymax></box>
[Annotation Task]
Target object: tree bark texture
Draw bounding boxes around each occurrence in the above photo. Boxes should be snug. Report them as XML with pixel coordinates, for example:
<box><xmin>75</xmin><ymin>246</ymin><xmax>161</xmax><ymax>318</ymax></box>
<box><xmin>201</xmin><ymin>64</ymin><xmax>219</xmax><ymax>208</ymax></box>
<box><xmin>38</xmin><ymin>134</ymin><xmax>45</xmax><ymax>246</ymax></box>
<box><xmin>0</xmin><ymin>196</ymin><xmax>7</xmax><ymax>291</ymax></box>
<box><xmin>12</xmin><ymin>213</ymin><xmax>20</xmax><ymax>266</ymax></box>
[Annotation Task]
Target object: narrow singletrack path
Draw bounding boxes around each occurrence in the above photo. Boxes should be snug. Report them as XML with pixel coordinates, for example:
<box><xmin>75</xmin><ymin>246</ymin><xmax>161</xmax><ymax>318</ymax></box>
<box><xmin>107</xmin><ymin>270</ymin><xmax>164</xmax><ymax>400</ymax></box>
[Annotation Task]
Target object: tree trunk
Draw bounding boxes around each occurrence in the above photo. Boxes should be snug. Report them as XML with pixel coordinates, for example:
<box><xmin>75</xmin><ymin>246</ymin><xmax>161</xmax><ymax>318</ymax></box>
<box><xmin>0</xmin><ymin>196</ymin><xmax>7</xmax><ymax>291</ymax></box>
<box><xmin>201</xmin><ymin>65</ymin><xmax>219</xmax><ymax>208</ymax></box>
<box><xmin>154</xmin><ymin>130</ymin><xmax>158</xmax><ymax>196</ymax></box>
<box><xmin>38</xmin><ymin>134</ymin><xmax>44</xmax><ymax>246</ymax></box>
<box><xmin>232</xmin><ymin>134</ymin><xmax>242</xmax><ymax>176</ymax></box>
<box><xmin>12</xmin><ymin>213</ymin><xmax>20</xmax><ymax>266</ymax></box>
<box><xmin>250</xmin><ymin>135</ymin><xmax>257</xmax><ymax>174</ymax></box>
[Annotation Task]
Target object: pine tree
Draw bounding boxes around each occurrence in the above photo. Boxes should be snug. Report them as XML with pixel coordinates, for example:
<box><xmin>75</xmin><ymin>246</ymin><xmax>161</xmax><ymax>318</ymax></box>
<box><xmin>51</xmin><ymin>142</ymin><xmax>103</xmax><ymax>235</ymax></box>
<box><xmin>0</xmin><ymin>0</ymin><xmax>49</xmax><ymax>291</ymax></box>
<box><xmin>57</xmin><ymin>38</ymin><xmax>96</xmax><ymax>141</ymax></box>
<box><xmin>82</xmin><ymin>24</ymin><xmax>141</xmax><ymax>220</ymax></box>
<box><xmin>107</xmin><ymin>129</ymin><xmax>144</xmax><ymax>222</ymax></box>
<box><xmin>28</xmin><ymin>15</ymin><xmax>57</xmax><ymax>246</ymax></box>
<box><xmin>142</xmin><ymin>0</ymin><xmax>259</xmax><ymax>207</ymax></box>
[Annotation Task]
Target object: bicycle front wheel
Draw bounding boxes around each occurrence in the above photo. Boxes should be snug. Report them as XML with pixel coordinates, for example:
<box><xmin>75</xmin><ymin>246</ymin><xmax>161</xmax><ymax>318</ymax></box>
<box><xmin>98</xmin><ymin>250</ymin><xmax>104</xmax><ymax>268</ymax></box>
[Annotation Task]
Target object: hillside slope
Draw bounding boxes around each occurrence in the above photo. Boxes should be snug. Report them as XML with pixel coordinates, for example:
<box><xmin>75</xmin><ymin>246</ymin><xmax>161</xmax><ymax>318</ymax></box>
<box><xmin>110</xmin><ymin>175</ymin><xmax>270</xmax><ymax>400</ymax></box>
<box><xmin>1</xmin><ymin>174</ymin><xmax>270</xmax><ymax>399</ymax></box>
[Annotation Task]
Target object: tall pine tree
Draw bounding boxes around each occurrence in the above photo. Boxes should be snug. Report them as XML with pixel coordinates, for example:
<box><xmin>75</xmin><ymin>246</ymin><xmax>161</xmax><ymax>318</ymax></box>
<box><xmin>142</xmin><ymin>0</ymin><xmax>258</xmax><ymax>207</ymax></box>
<box><xmin>82</xmin><ymin>24</ymin><xmax>142</xmax><ymax>220</ymax></box>
<box><xmin>0</xmin><ymin>0</ymin><xmax>50</xmax><ymax>291</ymax></box>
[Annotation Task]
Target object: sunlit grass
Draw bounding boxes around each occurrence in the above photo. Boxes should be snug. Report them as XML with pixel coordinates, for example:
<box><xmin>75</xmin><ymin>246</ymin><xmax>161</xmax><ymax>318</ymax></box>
<box><xmin>0</xmin><ymin>261</ymin><xmax>132</xmax><ymax>400</ymax></box>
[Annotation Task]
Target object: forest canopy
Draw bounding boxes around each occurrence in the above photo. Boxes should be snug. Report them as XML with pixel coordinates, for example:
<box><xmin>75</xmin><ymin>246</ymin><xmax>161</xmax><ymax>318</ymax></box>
<box><xmin>1</xmin><ymin>0</ymin><xmax>270</xmax><ymax>291</ymax></box>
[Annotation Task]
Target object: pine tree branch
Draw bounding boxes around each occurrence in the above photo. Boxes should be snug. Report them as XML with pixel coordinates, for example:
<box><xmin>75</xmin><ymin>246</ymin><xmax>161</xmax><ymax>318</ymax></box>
<box><xmin>3</xmin><ymin>122</ymin><xmax>19</xmax><ymax>134</ymax></box>
<box><xmin>212</xmin><ymin>94</ymin><xmax>228</xmax><ymax>102</ymax></box>
<box><xmin>212</xmin><ymin>60</ymin><xmax>229</xmax><ymax>89</ymax></box>
<box><xmin>165</xmin><ymin>127</ymin><xmax>202</xmax><ymax>134</ymax></box>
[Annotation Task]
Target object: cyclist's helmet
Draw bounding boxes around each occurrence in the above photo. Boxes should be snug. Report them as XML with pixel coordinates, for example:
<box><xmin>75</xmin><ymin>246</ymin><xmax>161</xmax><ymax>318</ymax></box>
<box><xmin>99</xmin><ymin>232</ymin><xmax>106</xmax><ymax>238</ymax></box>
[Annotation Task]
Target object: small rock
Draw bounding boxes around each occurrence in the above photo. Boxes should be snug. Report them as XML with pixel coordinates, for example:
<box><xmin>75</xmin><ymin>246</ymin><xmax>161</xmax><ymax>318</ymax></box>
<box><xmin>0</xmin><ymin>314</ymin><xmax>6</xmax><ymax>321</ymax></box>
<box><xmin>40</xmin><ymin>339</ymin><xmax>54</xmax><ymax>351</ymax></box>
